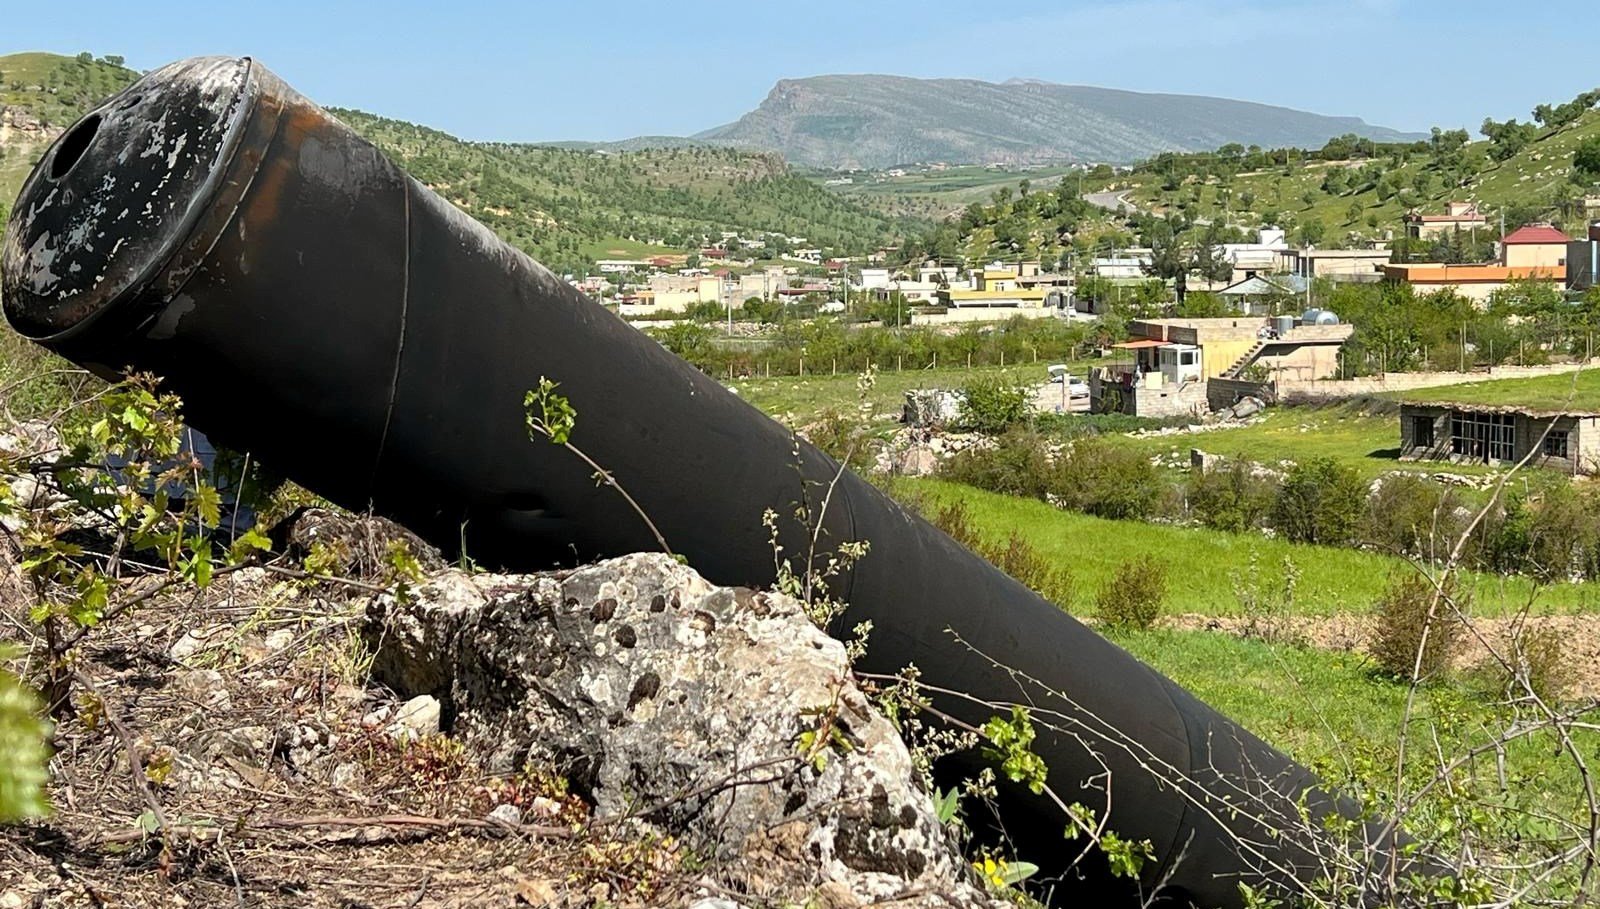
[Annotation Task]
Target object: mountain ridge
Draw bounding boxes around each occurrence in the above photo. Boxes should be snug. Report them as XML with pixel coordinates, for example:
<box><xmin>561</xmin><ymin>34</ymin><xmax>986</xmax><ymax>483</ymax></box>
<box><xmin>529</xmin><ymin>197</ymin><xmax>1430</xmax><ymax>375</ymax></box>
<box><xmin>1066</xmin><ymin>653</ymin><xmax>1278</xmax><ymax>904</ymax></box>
<box><xmin>685</xmin><ymin>73</ymin><xmax>1425</xmax><ymax>169</ymax></box>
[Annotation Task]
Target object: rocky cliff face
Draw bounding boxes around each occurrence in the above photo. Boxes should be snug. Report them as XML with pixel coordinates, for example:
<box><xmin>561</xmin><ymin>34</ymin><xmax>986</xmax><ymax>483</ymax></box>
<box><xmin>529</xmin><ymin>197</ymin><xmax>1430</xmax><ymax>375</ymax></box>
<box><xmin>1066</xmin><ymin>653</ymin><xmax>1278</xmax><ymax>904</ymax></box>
<box><xmin>369</xmin><ymin>552</ymin><xmax>1006</xmax><ymax>908</ymax></box>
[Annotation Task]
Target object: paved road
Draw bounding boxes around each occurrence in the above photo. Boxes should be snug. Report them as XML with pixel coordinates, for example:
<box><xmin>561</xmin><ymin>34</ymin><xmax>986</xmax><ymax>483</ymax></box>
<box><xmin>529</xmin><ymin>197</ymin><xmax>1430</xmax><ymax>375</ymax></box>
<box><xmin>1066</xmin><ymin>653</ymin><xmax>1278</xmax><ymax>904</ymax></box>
<box><xmin>1083</xmin><ymin>188</ymin><xmax>1136</xmax><ymax>213</ymax></box>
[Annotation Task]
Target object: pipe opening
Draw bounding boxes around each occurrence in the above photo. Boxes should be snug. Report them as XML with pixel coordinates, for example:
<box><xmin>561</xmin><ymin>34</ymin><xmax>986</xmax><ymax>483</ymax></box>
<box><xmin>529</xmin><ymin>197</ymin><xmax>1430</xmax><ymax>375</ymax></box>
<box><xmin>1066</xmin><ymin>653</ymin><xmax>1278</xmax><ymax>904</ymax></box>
<box><xmin>49</xmin><ymin>113</ymin><xmax>101</xmax><ymax>182</ymax></box>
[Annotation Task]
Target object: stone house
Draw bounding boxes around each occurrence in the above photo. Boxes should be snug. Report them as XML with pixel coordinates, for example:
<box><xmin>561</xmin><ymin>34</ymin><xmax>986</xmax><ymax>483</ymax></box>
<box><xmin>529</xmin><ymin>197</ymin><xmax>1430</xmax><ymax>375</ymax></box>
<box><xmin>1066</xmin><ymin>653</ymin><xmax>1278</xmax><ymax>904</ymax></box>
<box><xmin>1399</xmin><ymin>401</ymin><xmax>1600</xmax><ymax>475</ymax></box>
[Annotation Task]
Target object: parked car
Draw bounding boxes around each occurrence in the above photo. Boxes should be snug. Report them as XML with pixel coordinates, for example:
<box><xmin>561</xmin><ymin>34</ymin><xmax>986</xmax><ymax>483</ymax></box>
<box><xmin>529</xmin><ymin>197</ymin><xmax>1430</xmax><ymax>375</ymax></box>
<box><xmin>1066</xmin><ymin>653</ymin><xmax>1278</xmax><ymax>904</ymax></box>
<box><xmin>1047</xmin><ymin>364</ymin><xmax>1090</xmax><ymax>399</ymax></box>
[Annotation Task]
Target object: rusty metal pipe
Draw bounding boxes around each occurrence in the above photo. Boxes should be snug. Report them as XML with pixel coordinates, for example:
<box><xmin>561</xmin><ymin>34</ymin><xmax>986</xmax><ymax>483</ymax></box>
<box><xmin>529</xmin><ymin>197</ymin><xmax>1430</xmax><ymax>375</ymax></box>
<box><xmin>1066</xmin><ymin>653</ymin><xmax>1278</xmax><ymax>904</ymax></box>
<box><xmin>3</xmin><ymin>58</ymin><xmax>1414</xmax><ymax>907</ymax></box>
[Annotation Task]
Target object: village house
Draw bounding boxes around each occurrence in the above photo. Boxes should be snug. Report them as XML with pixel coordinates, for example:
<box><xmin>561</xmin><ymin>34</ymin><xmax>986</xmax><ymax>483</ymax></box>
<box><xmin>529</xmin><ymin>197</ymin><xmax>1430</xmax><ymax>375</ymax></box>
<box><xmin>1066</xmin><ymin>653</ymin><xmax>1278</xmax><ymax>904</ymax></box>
<box><xmin>1399</xmin><ymin>401</ymin><xmax>1600</xmax><ymax>475</ymax></box>
<box><xmin>1567</xmin><ymin>223</ymin><xmax>1600</xmax><ymax>290</ymax></box>
<box><xmin>1218</xmin><ymin>228</ymin><xmax>1290</xmax><ymax>284</ymax></box>
<box><xmin>1383</xmin><ymin>222</ymin><xmax>1569</xmax><ymax>304</ymax></box>
<box><xmin>737</xmin><ymin>266</ymin><xmax>792</xmax><ymax>301</ymax></box>
<box><xmin>595</xmin><ymin>259</ymin><xmax>648</xmax><ymax>274</ymax></box>
<box><xmin>616</xmin><ymin>275</ymin><xmax>720</xmax><ymax>317</ymax></box>
<box><xmin>1403</xmin><ymin>201</ymin><xmax>1488</xmax><ymax>239</ymax></box>
<box><xmin>1215</xmin><ymin>274</ymin><xmax>1309</xmax><ymax>315</ymax></box>
<box><xmin>924</xmin><ymin>266</ymin><xmax>1053</xmax><ymax>324</ymax></box>
<box><xmin>1090</xmin><ymin>315</ymin><xmax>1353</xmax><ymax>417</ymax></box>
<box><xmin>1277</xmin><ymin>247</ymin><xmax>1392</xmax><ymax>282</ymax></box>
<box><xmin>1380</xmin><ymin>263</ymin><xmax>1565</xmax><ymax>304</ymax></box>
<box><xmin>1498</xmin><ymin>223</ymin><xmax>1571</xmax><ymax>269</ymax></box>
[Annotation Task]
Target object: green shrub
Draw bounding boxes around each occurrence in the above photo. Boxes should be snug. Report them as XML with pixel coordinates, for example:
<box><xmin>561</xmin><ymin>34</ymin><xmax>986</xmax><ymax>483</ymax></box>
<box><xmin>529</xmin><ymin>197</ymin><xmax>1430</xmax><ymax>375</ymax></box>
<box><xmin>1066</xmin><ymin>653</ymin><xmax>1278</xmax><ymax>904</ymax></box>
<box><xmin>1188</xmin><ymin>460</ymin><xmax>1275</xmax><ymax>533</ymax></box>
<box><xmin>921</xmin><ymin>500</ymin><xmax>1074</xmax><ymax>611</ymax></box>
<box><xmin>1272</xmin><ymin>457</ymin><xmax>1368</xmax><ymax>545</ymax></box>
<box><xmin>1503</xmin><ymin>625</ymin><xmax>1574</xmax><ymax>703</ymax></box>
<box><xmin>1363</xmin><ymin>474</ymin><xmax>1467</xmax><ymax>562</ymax></box>
<box><xmin>1095</xmin><ymin>560</ymin><xmax>1168</xmax><ymax>632</ymax></box>
<box><xmin>807</xmin><ymin>407</ymin><xmax>877</xmax><ymax>467</ymax></box>
<box><xmin>957</xmin><ymin>376</ymin><xmax>1031</xmax><ymax>435</ymax></box>
<box><xmin>1483</xmin><ymin>484</ymin><xmax>1600</xmax><ymax>583</ymax></box>
<box><xmin>940</xmin><ymin>429</ymin><xmax>1054</xmax><ymax>499</ymax></box>
<box><xmin>0</xmin><ymin>664</ymin><xmax>50</xmax><ymax>822</ymax></box>
<box><xmin>1369</xmin><ymin>572</ymin><xmax>1464</xmax><ymax>683</ymax></box>
<box><xmin>1053</xmin><ymin>440</ymin><xmax>1163</xmax><ymax>521</ymax></box>
<box><xmin>988</xmin><ymin>531</ymin><xmax>1077</xmax><ymax>612</ymax></box>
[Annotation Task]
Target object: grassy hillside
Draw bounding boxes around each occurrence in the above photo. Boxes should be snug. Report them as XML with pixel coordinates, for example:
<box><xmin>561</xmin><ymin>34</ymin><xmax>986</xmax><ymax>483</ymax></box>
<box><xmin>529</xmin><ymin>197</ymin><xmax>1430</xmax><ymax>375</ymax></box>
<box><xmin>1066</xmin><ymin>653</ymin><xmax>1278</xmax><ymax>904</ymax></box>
<box><xmin>900</xmin><ymin>477</ymin><xmax>1597</xmax><ymax>616</ymax></box>
<box><xmin>824</xmin><ymin>163</ymin><xmax>1086</xmax><ymax>221</ymax></box>
<box><xmin>0</xmin><ymin>52</ymin><xmax>138</xmax><ymax>222</ymax></box>
<box><xmin>0</xmin><ymin>52</ymin><xmax>910</xmax><ymax>273</ymax></box>
<box><xmin>1111</xmin><ymin>100</ymin><xmax>1600</xmax><ymax>248</ymax></box>
<box><xmin>339</xmin><ymin>109</ymin><xmax>914</xmax><ymax>273</ymax></box>
<box><xmin>1395</xmin><ymin>368</ymin><xmax>1600</xmax><ymax>412</ymax></box>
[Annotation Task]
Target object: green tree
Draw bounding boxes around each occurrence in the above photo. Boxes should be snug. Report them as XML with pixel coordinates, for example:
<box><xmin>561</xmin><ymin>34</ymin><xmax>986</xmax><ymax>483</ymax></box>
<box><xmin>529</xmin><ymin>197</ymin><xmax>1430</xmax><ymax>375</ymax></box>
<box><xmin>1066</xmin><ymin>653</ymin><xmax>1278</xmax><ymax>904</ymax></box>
<box><xmin>1573</xmin><ymin>136</ymin><xmax>1600</xmax><ymax>181</ymax></box>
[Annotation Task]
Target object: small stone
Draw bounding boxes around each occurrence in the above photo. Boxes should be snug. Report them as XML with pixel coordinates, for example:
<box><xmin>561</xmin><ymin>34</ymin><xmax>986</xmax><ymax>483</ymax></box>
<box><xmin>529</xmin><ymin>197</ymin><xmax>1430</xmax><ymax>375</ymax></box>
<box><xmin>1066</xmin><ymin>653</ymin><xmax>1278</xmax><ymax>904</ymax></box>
<box><xmin>487</xmin><ymin>802</ymin><xmax>522</xmax><ymax>826</ymax></box>
<box><xmin>329</xmin><ymin>762</ymin><xmax>360</xmax><ymax>791</ymax></box>
<box><xmin>169</xmin><ymin>624</ymin><xmax>230</xmax><ymax>662</ymax></box>
<box><xmin>515</xmin><ymin>878</ymin><xmax>559</xmax><ymax>906</ymax></box>
<box><xmin>386</xmin><ymin>695</ymin><xmax>440</xmax><ymax>742</ymax></box>
<box><xmin>174</xmin><ymin>669</ymin><xmax>230</xmax><ymax>710</ymax></box>
<box><xmin>361</xmin><ymin>706</ymin><xmax>392</xmax><ymax>729</ymax></box>
<box><xmin>814</xmin><ymin>881</ymin><xmax>861</xmax><ymax>909</ymax></box>
<box><xmin>329</xmin><ymin>683</ymin><xmax>367</xmax><ymax>709</ymax></box>
<box><xmin>263</xmin><ymin>628</ymin><xmax>295</xmax><ymax>652</ymax></box>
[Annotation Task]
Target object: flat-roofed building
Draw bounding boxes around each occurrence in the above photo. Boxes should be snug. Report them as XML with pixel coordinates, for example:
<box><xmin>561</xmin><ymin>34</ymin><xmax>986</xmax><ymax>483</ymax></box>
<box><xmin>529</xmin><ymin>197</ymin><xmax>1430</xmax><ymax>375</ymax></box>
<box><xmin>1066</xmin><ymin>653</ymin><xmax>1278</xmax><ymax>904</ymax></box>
<box><xmin>1400</xmin><ymin>401</ymin><xmax>1600</xmax><ymax>475</ymax></box>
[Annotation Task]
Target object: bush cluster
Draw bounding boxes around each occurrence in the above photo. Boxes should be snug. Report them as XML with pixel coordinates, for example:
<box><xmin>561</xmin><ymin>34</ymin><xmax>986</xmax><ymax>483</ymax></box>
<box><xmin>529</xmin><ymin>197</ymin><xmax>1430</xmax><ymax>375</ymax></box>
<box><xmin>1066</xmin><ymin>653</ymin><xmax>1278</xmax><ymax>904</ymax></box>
<box><xmin>940</xmin><ymin>431</ymin><xmax>1163</xmax><ymax>522</ymax></box>
<box><xmin>956</xmin><ymin>377</ymin><xmax>1031</xmax><ymax>435</ymax></box>
<box><xmin>653</xmin><ymin>316</ymin><xmax>1090</xmax><ymax>379</ymax></box>
<box><xmin>916</xmin><ymin>498</ymin><xmax>1075</xmax><ymax>611</ymax></box>
<box><xmin>1369</xmin><ymin>572</ymin><xmax>1465</xmax><ymax>683</ymax></box>
<box><xmin>1095</xmin><ymin>560</ymin><xmax>1168</xmax><ymax>632</ymax></box>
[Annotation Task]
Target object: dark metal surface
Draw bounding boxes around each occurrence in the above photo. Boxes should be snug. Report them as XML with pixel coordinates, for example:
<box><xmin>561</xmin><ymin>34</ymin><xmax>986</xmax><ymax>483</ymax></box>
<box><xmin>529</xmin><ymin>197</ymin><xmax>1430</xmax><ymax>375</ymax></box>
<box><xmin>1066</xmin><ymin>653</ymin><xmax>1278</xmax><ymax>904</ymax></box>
<box><xmin>2</xmin><ymin>58</ymin><xmax>1412</xmax><ymax>908</ymax></box>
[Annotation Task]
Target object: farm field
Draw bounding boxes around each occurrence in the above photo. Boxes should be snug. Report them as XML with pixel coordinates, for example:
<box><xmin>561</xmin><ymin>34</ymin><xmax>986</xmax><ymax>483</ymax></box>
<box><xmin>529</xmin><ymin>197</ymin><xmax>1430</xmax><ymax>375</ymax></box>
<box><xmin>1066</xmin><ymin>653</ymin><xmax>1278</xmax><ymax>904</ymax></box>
<box><xmin>730</xmin><ymin>360</ymin><xmax>1096</xmax><ymax>431</ymax></box>
<box><xmin>894</xmin><ymin>477</ymin><xmax>1600</xmax><ymax>616</ymax></box>
<box><xmin>1392</xmin><ymin>368</ymin><xmax>1600</xmax><ymax>412</ymax></box>
<box><xmin>1099</xmin><ymin>402</ymin><xmax>1505</xmax><ymax>480</ymax></box>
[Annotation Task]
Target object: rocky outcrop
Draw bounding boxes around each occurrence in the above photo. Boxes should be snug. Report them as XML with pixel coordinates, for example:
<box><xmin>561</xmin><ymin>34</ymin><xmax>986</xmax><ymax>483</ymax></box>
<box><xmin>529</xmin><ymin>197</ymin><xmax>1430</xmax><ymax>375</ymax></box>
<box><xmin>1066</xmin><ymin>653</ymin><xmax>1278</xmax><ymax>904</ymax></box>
<box><xmin>368</xmin><ymin>553</ymin><xmax>1004</xmax><ymax>908</ymax></box>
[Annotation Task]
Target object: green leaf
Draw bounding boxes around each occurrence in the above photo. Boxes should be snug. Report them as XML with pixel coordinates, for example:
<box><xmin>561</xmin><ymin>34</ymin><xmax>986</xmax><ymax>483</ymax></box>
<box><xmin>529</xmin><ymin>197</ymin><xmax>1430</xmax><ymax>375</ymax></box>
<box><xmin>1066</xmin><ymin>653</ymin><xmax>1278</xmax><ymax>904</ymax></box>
<box><xmin>0</xmin><ymin>668</ymin><xmax>51</xmax><ymax>823</ymax></box>
<box><xmin>998</xmin><ymin>860</ymin><xmax>1039</xmax><ymax>886</ymax></box>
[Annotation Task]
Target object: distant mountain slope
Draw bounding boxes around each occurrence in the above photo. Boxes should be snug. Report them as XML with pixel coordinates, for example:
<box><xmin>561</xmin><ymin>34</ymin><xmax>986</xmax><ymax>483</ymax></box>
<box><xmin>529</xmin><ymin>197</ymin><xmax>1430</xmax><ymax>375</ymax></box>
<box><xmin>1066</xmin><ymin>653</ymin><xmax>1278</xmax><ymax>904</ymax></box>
<box><xmin>694</xmin><ymin>75</ymin><xmax>1424</xmax><ymax>169</ymax></box>
<box><xmin>339</xmin><ymin>110</ymin><xmax>909</xmax><ymax>271</ymax></box>
<box><xmin>0</xmin><ymin>52</ymin><xmax>906</xmax><ymax>273</ymax></box>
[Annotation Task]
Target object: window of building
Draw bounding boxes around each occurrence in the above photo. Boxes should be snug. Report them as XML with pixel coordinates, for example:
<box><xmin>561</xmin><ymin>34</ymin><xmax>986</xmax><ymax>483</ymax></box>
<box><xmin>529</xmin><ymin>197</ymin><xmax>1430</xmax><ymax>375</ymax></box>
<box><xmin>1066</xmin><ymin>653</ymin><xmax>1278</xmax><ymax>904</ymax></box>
<box><xmin>1543</xmin><ymin>429</ymin><xmax>1570</xmax><ymax>459</ymax></box>
<box><xmin>1411</xmin><ymin>415</ymin><xmax>1435</xmax><ymax>448</ymax></box>
<box><xmin>1450</xmin><ymin>411</ymin><xmax>1515</xmax><ymax>462</ymax></box>
<box><xmin>1180</xmin><ymin>351</ymin><xmax>1197</xmax><ymax>366</ymax></box>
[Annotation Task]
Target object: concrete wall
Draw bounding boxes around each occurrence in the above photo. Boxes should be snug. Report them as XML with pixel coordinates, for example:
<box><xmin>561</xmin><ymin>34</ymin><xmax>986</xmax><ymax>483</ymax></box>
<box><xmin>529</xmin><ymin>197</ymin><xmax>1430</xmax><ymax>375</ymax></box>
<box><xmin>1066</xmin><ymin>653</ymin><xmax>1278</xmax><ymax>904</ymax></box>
<box><xmin>1255</xmin><ymin>344</ymin><xmax>1341</xmax><ymax>382</ymax></box>
<box><xmin>1504</xmin><ymin>243</ymin><xmax>1567</xmax><ymax>269</ymax></box>
<box><xmin>1207</xmin><ymin>377</ymin><xmax>1272</xmax><ymax>411</ymax></box>
<box><xmin>1278</xmin><ymin>361</ymin><xmax>1598</xmax><ymax>403</ymax></box>
<box><xmin>909</xmin><ymin>306</ymin><xmax>1054</xmax><ymax>326</ymax></box>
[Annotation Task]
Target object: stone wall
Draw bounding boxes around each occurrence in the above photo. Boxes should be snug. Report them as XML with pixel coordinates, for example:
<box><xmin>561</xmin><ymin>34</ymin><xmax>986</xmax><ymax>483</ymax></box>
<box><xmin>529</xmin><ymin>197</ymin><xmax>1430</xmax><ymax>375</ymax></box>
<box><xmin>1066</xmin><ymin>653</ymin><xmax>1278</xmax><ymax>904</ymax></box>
<box><xmin>1279</xmin><ymin>361</ymin><xmax>1597</xmax><ymax>403</ymax></box>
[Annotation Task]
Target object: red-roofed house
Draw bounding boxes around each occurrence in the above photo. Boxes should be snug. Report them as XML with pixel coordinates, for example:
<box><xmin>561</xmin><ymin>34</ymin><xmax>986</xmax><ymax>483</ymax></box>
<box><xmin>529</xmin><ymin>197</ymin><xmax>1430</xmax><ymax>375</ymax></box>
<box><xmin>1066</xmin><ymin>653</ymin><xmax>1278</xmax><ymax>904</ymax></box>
<box><xmin>1500</xmin><ymin>223</ymin><xmax>1571</xmax><ymax>269</ymax></box>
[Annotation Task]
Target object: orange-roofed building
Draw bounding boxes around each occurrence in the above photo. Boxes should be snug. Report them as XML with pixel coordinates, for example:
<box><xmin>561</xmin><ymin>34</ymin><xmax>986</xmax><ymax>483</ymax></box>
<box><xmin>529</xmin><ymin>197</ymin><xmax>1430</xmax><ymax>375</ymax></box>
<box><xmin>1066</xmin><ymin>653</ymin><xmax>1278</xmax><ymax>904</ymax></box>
<box><xmin>1381</xmin><ymin>263</ymin><xmax>1565</xmax><ymax>304</ymax></box>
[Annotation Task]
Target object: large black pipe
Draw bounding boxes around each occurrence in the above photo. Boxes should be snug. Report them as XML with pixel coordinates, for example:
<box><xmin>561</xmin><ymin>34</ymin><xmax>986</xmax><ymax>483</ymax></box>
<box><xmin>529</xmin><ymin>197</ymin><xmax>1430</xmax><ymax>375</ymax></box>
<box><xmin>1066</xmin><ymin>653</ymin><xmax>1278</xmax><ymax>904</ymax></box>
<box><xmin>3</xmin><ymin>58</ymin><xmax>1410</xmax><ymax>907</ymax></box>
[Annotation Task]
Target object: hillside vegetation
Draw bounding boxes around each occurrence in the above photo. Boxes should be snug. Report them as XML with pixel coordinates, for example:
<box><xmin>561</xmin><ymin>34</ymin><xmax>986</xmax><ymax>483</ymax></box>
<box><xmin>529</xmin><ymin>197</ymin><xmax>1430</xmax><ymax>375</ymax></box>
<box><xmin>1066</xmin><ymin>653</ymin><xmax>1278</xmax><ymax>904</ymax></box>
<box><xmin>1107</xmin><ymin>89</ymin><xmax>1600</xmax><ymax>250</ymax></box>
<box><xmin>0</xmin><ymin>52</ymin><xmax>910</xmax><ymax>274</ymax></box>
<box><xmin>337</xmin><ymin>110</ymin><xmax>912</xmax><ymax>273</ymax></box>
<box><xmin>909</xmin><ymin>86</ymin><xmax>1600</xmax><ymax>269</ymax></box>
<box><xmin>0</xmin><ymin>52</ymin><xmax>137</xmax><ymax>222</ymax></box>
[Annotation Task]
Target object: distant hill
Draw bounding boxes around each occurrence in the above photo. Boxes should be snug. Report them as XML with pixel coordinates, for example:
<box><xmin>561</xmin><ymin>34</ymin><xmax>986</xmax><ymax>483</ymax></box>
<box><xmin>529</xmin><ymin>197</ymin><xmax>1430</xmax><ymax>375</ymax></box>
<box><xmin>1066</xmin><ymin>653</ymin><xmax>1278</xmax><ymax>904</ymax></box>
<box><xmin>692</xmin><ymin>75</ymin><xmax>1424</xmax><ymax>169</ymax></box>
<box><xmin>0</xmin><ymin>52</ymin><xmax>907</xmax><ymax>273</ymax></box>
<box><xmin>1</xmin><ymin>52</ymin><xmax>138</xmax><ymax>219</ymax></box>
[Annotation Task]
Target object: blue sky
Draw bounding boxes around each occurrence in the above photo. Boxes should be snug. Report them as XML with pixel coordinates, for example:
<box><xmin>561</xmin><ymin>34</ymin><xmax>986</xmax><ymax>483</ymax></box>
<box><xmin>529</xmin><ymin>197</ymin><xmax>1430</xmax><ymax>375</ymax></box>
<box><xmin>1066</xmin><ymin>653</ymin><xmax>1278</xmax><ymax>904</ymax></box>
<box><xmin>6</xmin><ymin>1</ymin><xmax>1596</xmax><ymax>142</ymax></box>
